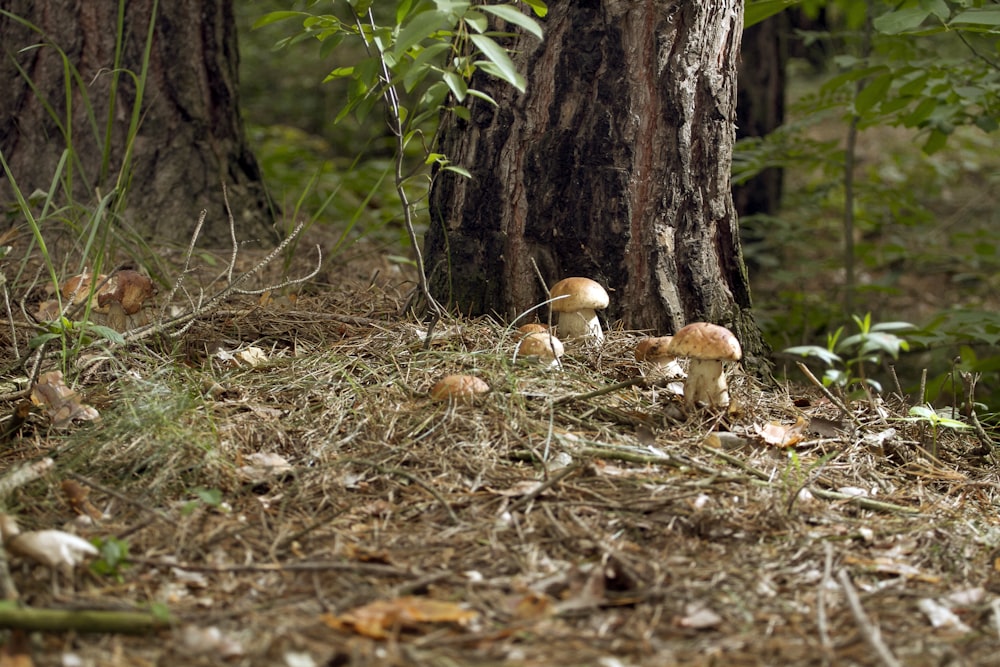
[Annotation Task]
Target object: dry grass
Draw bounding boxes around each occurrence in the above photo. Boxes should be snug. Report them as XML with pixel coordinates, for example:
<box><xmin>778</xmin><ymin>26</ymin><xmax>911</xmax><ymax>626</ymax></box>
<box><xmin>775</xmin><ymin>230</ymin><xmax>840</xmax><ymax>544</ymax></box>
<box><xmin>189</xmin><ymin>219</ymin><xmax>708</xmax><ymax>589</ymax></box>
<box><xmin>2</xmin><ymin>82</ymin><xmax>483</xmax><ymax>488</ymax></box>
<box><xmin>0</xmin><ymin>249</ymin><xmax>999</xmax><ymax>667</ymax></box>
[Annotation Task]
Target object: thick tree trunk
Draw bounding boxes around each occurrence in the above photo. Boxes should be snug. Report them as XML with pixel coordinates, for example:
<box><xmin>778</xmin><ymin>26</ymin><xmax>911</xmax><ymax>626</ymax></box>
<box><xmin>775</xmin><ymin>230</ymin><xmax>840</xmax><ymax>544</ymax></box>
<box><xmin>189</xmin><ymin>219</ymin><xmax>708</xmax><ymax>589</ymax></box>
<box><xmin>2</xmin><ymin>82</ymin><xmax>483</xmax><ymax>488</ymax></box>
<box><xmin>0</xmin><ymin>0</ymin><xmax>274</xmax><ymax>247</ymax></box>
<box><xmin>425</xmin><ymin>1</ymin><xmax>764</xmax><ymax>360</ymax></box>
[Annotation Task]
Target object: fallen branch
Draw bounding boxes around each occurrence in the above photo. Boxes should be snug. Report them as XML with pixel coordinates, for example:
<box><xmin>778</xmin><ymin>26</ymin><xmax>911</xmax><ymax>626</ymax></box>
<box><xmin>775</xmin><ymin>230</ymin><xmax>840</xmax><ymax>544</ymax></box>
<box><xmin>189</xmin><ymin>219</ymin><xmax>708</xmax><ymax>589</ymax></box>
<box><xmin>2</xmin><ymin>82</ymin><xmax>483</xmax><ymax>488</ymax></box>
<box><xmin>0</xmin><ymin>602</ymin><xmax>168</xmax><ymax>634</ymax></box>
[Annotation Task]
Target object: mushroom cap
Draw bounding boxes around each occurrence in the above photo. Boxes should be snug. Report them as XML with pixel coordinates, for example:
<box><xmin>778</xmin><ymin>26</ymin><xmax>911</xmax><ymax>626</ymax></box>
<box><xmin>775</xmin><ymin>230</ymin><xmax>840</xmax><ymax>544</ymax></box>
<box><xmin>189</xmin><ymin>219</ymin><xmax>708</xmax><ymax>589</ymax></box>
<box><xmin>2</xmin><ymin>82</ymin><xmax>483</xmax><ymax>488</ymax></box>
<box><xmin>669</xmin><ymin>323</ymin><xmax>741</xmax><ymax>361</ymax></box>
<box><xmin>549</xmin><ymin>278</ymin><xmax>609</xmax><ymax>312</ymax></box>
<box><xmin>60</xmin><ymin>272</ymin><xmax>109</xmax><ymax>306</ymax></box>
<box><xmin>517</xmin><ymin>332</ymin><xmax>565</xmax><ymax>360</ymax></box>
<box><xmin>635</xmin><ymin>336</ymin><xmax>675</xmax><ymax>363</ymax></box>
<box><xmin>515</xmin><ymin>323</ymin><xmax>549</xmax><ymax>339</ymax></box>
<box><xmin>96</xmin><ymin>270</ymin><xmax>156</xmax><ymax>315</ymax></box>
<box><xmin>430</xmin><ymin>374</ymin><xmax>490</xmax><ymax>401</ymax></box>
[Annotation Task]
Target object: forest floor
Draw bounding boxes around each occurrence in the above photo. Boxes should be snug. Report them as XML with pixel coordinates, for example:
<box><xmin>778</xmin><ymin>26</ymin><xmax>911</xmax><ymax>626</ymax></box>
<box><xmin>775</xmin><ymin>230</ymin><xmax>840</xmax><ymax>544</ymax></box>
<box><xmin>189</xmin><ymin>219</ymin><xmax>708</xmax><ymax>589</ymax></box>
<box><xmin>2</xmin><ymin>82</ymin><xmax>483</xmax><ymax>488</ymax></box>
<box><xmin>1</xmin><ymin>233</ymin><xmax>999</xmax><ymax>667</ymax></box>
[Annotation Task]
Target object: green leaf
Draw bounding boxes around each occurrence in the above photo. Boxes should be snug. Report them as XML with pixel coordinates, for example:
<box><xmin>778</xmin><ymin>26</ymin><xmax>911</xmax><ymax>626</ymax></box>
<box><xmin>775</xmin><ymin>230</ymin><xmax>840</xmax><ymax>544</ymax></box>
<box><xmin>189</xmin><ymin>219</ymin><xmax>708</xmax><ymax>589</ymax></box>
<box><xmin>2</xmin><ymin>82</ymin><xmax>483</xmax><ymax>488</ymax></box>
<box><xmin>745</xmin><ymin>1</ymin><xmax>802</xmax><ymax>29</ymax></box>
<box><xmin>394</xmin><ymin>10</ymin><xmax>451</xmax><ymax>57</ymax></box>
<box><xmin>950</xmin><ymin>9</ymin><xmax>1000</xmax><ymax>28</ymax></box>
<box><xmin>481</xmin><ymin>4</ymin><xmax>544</xmax><ymax>40</ymax></box>
<box><xmin>466</xmin><ymin>88</ymin><xmax>498</xmax><ymax>106</ymax></box>
<box><xmin>470</xmin><ymin>33</ymin><xmax>524</xmax><ymax>91</ymax></box>
<box><xmin>922</xmin><ymin>127</ymin><xmax>948</xmax><ymax>154</ymax></box>
<box><xmin>442</xmin><ymin>70</ymin><xmax>468</xmax><ymax>101</ymax></box>
<box><xmin>84</xmin><ymin>324</ymin><xmax>125</xmax><ymax>345</ymax></box>
<box><xmin>873</xmin><ymin>7</ymin><xmax>931</xmax><ymax>35</ymax></box>
<box><xmin>784</xmin><ymin>345</ymin><xmax>842</xmax><ymax>366</ymax></box>
<box><xmin>855</xmin><ymin>72</ymin><xmax>893</xmax><ymax>114</ymax></box>
<box><xmin>433</xmin><ymin>0</ymin><xmax>471</xmax><ymax>18</ymax></box>
<box><xmin>522</xmin><ymin>0</ymin><xmax>547</xmax><ymax>17</ymax></box>
<box><xmin>443</xmin><ymin>164</ymin><xmax>473</xmax><ymax>178</ymax></box>
<box><xmin>252</xmin><ymin>11</ymin><xmax>306</xmax><ymax>30</ymax></box>
<box><xmin>403</xmin><ymin>42</ymin><xmax>451</xmax><ymax>92</ymax></box>
<box><xmin>463</xmin><ymin>10</ymin><xmax>489</xmax><ymax>34</ymax></box>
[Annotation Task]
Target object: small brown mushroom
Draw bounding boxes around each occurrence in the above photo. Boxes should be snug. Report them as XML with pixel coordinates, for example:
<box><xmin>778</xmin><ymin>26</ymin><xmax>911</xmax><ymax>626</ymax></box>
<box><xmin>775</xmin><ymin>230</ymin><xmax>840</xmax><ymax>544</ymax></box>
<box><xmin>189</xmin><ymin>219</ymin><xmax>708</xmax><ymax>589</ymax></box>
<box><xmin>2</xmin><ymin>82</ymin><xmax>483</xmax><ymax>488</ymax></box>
<box><xmin>514</xmin><ymin>323</ymin><xmax>549</xmax><ymax>339</ymax></box>
<box><xmin>430</xmin><ymin>375</ymin><xmax>490</xmax><ymax>402</ymax></box>
<box><xmin>668</xmin><ymin>323</ymin><xmax>742</xmax><ymax>408</ymax></box>
<box><xmin>635</xmin><ymin>336</ymin><xmax>683</xmax><ymax>376</ymax></box>
<box><xmin>549</xmin><ymin>277</ymin><xmax>609</xmax><ymax>343</ymax></box>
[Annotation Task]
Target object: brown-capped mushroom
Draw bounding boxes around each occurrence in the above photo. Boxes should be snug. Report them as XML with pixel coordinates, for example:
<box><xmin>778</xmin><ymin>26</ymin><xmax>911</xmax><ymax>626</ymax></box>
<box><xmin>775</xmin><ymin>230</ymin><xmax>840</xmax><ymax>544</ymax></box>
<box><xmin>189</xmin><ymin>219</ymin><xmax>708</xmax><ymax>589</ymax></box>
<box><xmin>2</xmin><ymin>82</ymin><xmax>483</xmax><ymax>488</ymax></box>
<box><xmin>96</xmin><ymin>270</ymin><xmax>156</xmax><ymax>316</ymax></box>
<box><xmin>515</xmin><ymin>323</ymin><xmax>549</xmax><ymax>339</ymax></box>
<box><xmin>668</xmin><ymin>323</ymin><xmax>742</xmax><ymax>408</ymax></box>
<box><xmin>549</xmin><ymin>277</ymin><xmax>609</xmax><ymax>343</ymax></box>
<box><xmin>635</xmin><ymin>336</ymin><xmax>683</xmax><ymax>376</ymax></box>
<box><xmin>430</xmin><ymin>375</ymin><xmax>490</xmax><ymax>402</ymax></box>
<box><xmin>516</xmin><ymin>331</ymin><xmax>565</xmax><ymax>367</ymax></box>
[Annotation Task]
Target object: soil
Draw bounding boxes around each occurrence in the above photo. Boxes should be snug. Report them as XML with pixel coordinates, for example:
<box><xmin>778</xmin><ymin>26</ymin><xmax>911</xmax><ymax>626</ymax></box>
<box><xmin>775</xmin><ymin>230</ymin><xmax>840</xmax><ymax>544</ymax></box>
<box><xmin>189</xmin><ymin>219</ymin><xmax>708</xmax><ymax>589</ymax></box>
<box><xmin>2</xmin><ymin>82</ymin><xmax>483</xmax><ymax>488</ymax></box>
<box><xmin>0</xmin><ymin>233</ymin><xmax>999</xmax><ymax>667</ymax></box>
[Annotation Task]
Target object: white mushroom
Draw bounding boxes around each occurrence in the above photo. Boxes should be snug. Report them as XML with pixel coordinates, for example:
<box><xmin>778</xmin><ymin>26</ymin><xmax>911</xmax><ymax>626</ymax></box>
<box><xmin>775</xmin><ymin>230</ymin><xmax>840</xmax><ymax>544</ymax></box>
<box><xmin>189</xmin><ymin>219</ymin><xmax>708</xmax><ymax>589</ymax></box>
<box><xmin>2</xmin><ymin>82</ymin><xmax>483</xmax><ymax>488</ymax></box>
<box><xmin>668</xmin><ymin>323</ymin><xmax>742</xmax><ymax>408</ymax></box>
<box><xmin>549</xmin><ymin>277</ymin><xmax>609</xmax><ymax>343</ymax></box>
<box><xmin>0</xmin><ymin>513</ymin><xmax>98</xmax><ymax>594</ymax></box>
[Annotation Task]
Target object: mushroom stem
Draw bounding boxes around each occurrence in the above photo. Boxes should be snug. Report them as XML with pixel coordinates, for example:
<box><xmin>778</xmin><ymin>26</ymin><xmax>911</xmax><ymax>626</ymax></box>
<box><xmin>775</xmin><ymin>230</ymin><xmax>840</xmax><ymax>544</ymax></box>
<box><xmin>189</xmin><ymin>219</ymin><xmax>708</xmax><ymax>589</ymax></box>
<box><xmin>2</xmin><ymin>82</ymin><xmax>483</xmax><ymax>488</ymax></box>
<box><xmin>684</xmin><ymin>359</ymin><xmax>729</xmax><ymax>408</ymax></box>
<box><xmin>557</xmin><ymin>309</ymin><xmax>602</xmax><ymax>343</ymax></box>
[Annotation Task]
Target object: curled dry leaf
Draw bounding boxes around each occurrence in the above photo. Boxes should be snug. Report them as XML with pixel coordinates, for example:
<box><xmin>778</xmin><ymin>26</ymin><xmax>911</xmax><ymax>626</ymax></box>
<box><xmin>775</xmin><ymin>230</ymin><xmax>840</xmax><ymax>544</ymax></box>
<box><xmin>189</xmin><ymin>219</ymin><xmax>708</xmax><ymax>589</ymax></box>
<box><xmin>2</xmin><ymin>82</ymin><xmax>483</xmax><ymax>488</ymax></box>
<box><xmin>61</xmin><ymin>480</ymin><xmax>104</xmax><ymax>520</ymax></box>
<box><xmin>320</xmin><ymin>596</ymin><xmax>478</xmax><ymax>639</ymax></box>
<box><xmin>753</xmin><ymin>416</ymin><xmax>808</xmax><ymax>447</ymax></box>
<box><xmin>30</xmin><ymin>370</ymin><xmax>99</xmax><ymax>428</ymax></box>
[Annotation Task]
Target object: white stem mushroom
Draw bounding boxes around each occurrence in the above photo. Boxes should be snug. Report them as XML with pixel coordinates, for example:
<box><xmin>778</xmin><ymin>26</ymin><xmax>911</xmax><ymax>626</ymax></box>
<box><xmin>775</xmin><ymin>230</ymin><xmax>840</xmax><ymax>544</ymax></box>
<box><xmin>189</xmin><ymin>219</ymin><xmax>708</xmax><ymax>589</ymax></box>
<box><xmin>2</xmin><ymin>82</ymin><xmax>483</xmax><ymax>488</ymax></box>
<box><xmin>667</xmin><ymin>323</ymin><xmax>742</xmax><ymax>409</ymax></box>
<box><xmin>549</xmin><ymin>278</ymin><xmax>609</xmax><ymax>344</ymax></box>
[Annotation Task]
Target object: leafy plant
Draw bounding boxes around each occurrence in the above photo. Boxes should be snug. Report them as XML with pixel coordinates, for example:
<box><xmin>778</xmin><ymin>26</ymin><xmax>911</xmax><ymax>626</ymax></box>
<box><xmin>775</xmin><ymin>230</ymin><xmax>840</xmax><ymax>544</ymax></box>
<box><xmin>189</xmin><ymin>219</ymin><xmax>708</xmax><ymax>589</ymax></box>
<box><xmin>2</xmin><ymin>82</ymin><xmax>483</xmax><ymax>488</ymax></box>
<box><xmin>785</xmin><ymin>313</ymin><xmax>914</xmax><ymax>397</ymax></box>
<box><xmin>256</xmin><ymin>1</ymin><xmax>546</xmax><ymax>317</ymax></box>
<box><xmin>92</xmin><ymin>536</ymin><xmax>131</xmax><ymax>580</ymax></box>
<box><xmin>901</xmin><ymin>404</ymin><xmax>971</xmax><ymax>456</ymax></box>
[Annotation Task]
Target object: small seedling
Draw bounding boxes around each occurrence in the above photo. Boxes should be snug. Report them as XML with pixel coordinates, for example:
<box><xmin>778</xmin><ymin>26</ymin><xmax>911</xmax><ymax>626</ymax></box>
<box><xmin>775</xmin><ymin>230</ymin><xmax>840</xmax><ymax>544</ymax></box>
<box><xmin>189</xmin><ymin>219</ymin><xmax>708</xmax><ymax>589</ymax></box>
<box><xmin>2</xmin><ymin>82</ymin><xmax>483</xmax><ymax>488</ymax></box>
<box><xmin>901</xmin><ymin>404</ymin><xmax>971</xmax><ymax>457</ymax></box>
<box><xmin>785</xmin><ymin>313</ymin><xmax>914</xmax><ymax>400</ymax></box>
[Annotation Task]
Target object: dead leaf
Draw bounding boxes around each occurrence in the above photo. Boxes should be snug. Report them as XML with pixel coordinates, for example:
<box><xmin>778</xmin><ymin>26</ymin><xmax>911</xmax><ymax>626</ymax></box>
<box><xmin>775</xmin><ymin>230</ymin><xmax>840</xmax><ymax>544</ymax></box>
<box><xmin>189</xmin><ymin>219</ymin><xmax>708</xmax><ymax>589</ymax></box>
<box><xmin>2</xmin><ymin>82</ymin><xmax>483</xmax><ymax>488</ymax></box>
<box><xmin>61</xmin><ymin>480</ymin><xmax>103</xmax><ymax>520</ymax></box>
<box><xmin>507</xmin><ymin>591</ymin><xmax>554</xmax><ymax>620</ymax></box>
<box><xmin>30</xmin><ymin>371</ymin><xmax>99</xmax><ymax>428</ymax></box>
<box><xmin>0</xmin><ymin>629</ymin><xmax>33</xmax><ymax>667</ymax></box>
<box><xmin>237</xmin><ymin>346</ymin><xmax>268</xmax><ymax>367</ymax></box>
<box><xmin>753</xmin><ymin>416</ymin><xmax>808</xmax><ymax>447</ymax></box>
<box><xmin>917</xmin><ymin>598</ymin><xmax>972</xmax><ymax>633</ymax></box>
<box><xmin>675</xmin><ymin>602</ymin><xmax>723</xmax><ymax>630</ymax></box>
<box><xmin>321</xmin><ymin>596</ymin><xmax>478</xmax><ymax>639</ymax></box>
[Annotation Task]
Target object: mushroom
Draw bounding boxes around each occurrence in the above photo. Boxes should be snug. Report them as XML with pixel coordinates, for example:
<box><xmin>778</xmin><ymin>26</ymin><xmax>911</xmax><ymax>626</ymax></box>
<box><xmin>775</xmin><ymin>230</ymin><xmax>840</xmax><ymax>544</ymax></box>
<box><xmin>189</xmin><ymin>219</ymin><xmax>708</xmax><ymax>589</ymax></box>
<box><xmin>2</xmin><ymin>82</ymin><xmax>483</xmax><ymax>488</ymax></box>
<box><xmin>0</xmin><ymin>513</ymin><xmax>98</xmax><ymax>594</ymax></box>
<box><xmin>667</xmin><ymin>323</ymin><xmax>742</xmax><ymax>408</ymax></box>
<box><xmin>430</xmin><ymin>375</ymin><xmax>490</xmax><ymax>402</ymax></box>
<box><xmin>635</xmin><ymin>336</ymin><xmax>683</xmax><ymax>377</ymax></box>
<box><xmin>515</xmin><ymin>331</ymin><xmax>565</xmax><ymax>367</ymax></box>
<box><xmin>514</xmin><ymin>323</ymin><xmax>549</xmax><ymax>339</ymax></box>
<box><xmin>94</xmin><ymin>270</ymin><xmax>156</xmax><ymax>331</ymax></box>
<box><xmin>549</xmin><ymin>277</ymin><xmax>609</xmax><ymax>343</ymax></box>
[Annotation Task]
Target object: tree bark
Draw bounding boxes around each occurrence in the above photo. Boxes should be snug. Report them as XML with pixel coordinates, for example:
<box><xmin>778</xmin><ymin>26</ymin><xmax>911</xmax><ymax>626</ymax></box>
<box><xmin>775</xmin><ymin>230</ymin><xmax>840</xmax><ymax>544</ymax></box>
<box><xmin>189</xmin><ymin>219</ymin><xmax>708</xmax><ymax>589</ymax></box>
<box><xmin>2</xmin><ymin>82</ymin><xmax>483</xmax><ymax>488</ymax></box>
<box><xmin>0</xmin><ymin>0</ymin><xmax>275</xmax><ymax>247</ymax></box>
<box><xmin>425</xmin><ymin>0</ymin><xmax>765</xmax><ymax>361</ymax></box>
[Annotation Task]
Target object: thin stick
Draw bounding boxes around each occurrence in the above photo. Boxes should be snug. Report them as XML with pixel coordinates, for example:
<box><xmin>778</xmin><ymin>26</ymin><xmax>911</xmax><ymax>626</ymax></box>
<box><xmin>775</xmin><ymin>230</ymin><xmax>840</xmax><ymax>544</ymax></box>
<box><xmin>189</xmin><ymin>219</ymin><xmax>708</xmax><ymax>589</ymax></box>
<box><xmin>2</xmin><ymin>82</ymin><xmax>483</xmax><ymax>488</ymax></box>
<box><xmin>507</xmin><ymin>463</ymin><xmax>580</xmax><ymax>513</ymax></box>
<box><xmin>817</xmin><ymin>542</ymin><xmax>834</xmax><ymax>662</ymax></box>
<box><xmin>837</xmin><ymin>568</ymin><xmax>901</xmax><ymax>667</ymax></box>
<box><xmin>796</xmin><ymin>361</ymin><xmax>862</xmax><ymax>428</ymax></box>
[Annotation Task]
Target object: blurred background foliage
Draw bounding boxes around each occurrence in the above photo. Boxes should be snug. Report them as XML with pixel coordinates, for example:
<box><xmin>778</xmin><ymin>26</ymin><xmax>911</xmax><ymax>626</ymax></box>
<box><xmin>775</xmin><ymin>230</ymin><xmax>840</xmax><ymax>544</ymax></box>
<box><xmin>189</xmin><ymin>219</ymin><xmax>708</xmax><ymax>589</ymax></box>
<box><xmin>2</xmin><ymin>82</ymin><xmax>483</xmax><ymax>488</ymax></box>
<box><xmin>235</xmin><ymin>1</ymin><xmax>1000</xmax><ymax>411</ymax></box>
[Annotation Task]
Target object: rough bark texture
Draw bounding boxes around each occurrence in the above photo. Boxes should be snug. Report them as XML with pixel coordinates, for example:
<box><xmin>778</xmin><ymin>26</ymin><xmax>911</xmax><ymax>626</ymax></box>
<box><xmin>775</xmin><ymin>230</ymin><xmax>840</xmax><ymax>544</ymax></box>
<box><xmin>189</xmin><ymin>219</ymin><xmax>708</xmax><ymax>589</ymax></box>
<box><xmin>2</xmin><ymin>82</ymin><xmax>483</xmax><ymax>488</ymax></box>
<box><xmin>424</xmin><ymin>0</ymin><xmax>765</xmax><ymax>361</ymax></box>
<box><xmin>0</xmin><ymin>0</ymin><xmax>275</xmax><ymax>246</ymax></box>
<box><xmin>735</xmin><ymin>15</ymin><xmax>787</xmax><ymax>218</ymax></box>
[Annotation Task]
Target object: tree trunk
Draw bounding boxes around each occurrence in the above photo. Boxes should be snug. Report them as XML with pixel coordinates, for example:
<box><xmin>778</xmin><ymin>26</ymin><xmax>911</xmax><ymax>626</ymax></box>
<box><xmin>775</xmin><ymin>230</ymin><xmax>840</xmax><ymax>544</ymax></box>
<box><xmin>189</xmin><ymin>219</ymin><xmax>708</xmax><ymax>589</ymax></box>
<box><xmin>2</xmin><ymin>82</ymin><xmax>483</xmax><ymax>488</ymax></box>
<box><xmin>734</xmin><ymin>15</ymin><xmax>787</xmax><ymax>218</ymax></box>
<box><xmin>0</xmin><ymin>0</ymin><xmax>275</xmax><ymax>247</ymax></box>
<box><xmin>425</xmin><ymin>1</ymin><xmax>765</xmax><ymax>361</ymax></box>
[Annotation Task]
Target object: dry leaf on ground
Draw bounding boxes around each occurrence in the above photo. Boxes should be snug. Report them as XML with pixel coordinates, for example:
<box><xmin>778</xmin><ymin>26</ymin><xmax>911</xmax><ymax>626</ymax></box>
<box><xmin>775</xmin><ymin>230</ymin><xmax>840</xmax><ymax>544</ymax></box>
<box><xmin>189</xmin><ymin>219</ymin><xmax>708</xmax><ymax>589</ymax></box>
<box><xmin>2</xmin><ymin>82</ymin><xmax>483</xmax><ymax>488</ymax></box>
<box><xmin>30</xmin><ymin>371</ymin><xmax>99</xmax><ymax>428</ymax></box>
<box><xmin>321</xmin><ymin>596</ymin><xmax>478</xmax><ymax>639</ymax></box>
<box><xmin>753</xmin><ymin>416</ymin><xmax>808</xmax><ymax>447</ymax></box>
